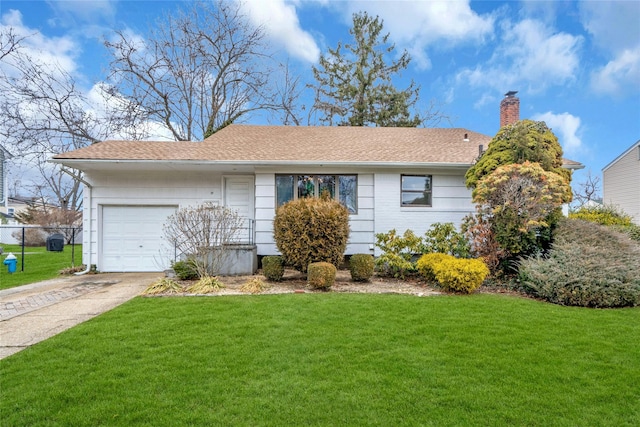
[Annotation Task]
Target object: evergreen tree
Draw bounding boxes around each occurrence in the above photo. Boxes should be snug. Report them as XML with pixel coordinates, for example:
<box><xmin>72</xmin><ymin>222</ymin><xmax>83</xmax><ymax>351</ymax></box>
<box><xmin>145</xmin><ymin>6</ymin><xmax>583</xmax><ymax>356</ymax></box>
<box><xmin>465</xmin><ymin>119</ymin><xmax>571</xmax><ymax>192</ymax></box>
<box><xmin>310</xmin><ymin>12</ymin><xmax>422</xmax><ymax>127</ymax></box>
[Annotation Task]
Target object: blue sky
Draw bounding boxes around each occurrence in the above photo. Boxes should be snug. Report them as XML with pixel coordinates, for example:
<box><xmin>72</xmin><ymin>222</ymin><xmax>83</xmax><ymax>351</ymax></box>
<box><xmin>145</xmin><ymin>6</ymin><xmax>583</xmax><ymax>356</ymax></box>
<box><xmin>1</xmin><ymin>0</ymin><xmax>639</xmax><ymax>192</ymax></box>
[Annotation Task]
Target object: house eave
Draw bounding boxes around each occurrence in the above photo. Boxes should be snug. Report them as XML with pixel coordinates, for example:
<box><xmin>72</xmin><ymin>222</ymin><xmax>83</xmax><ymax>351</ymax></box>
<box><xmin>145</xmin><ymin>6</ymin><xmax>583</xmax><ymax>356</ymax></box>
<box><xmin>563</xmin><ymin>162</ymin><xmax>585</xmax><ymax>171</ymax></box>
<box><xmin>50</xmin><ymin>158</ymin><xmax>475</xmax><ymax>171</ymax></box>
<box><xmin>602</xmin><ymin>139</ymin><xmax>640</xmax><ymax>173</ymax></box>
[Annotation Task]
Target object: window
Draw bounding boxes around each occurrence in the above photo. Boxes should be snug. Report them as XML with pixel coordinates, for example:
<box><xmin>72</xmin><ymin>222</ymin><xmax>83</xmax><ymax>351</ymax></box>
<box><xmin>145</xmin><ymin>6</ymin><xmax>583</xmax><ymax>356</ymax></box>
<box><xmin>401</xmin><ymin>175</ymin><xmax>432</xmax><ymax>207</ymax></box>
<box><xmin>276</xmin><ymin>175</ymin><xmax>357</xmax><ymax>213</ymax></box>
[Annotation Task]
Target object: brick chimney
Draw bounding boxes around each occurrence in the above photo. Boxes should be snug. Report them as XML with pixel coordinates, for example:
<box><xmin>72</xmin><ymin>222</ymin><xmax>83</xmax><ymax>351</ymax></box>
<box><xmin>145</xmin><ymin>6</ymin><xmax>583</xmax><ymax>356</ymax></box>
<box><xmin>500</xmin><ymin>91</ymin><xmax>519</xmax><ymax>128</ymax></box>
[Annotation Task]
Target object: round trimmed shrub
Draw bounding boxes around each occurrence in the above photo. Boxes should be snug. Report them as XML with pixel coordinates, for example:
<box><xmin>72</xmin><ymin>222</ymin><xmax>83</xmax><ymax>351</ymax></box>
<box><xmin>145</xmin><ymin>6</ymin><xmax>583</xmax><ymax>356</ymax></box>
<box><xmin>431</xmin><ymin>258</ymin><xmax>489</xmax><ymax>294</ymax></box>
<box><xmin>172</xmin><ymin>259</ymin><xmax>199</xmax><ymax>280</ymax></box>
<box><xmin>349</xmin><ymin>254</ymin><xmax>374</xmax><ymax>281</ymax></box>
<box><xmin>416</xmin><ymin>253</ymin><xmax>455</xmax><ymax>282</ymax></box>
<box><xmin>273</xmin><ymin>196</ymin><xmax>350</xmax><ymax>272</ymax></box>
<box><xmin>262</xmin><ymin>256</ymin><xmax>284</xmax><ymax>281</ymax></box>
<box><xmin>307</xmin><ymin>262</ymin><xmax>337</xmax><ymax>290</ymax></box>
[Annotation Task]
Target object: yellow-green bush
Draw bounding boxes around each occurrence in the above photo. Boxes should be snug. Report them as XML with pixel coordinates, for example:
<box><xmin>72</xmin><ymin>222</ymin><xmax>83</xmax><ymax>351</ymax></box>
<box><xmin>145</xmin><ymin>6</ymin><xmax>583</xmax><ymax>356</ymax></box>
<box><xmin>349</xmin><ymin>254</ymin><xmax>375</xmax><ymax>281</ymax></box>
<box><xmin>569</xmin><ymin>205</ymin><xmax>632</xmax><ymax>227</ymax></box>
<box><xmin>273</xmin><ymin>196</ymin><xmax>350</xmax><ymax>272</ymax></box>
<box><xmin>262</xmin><ymin>256</ymin><xmax>284</xmax><ymax>281</ymax></box>
<box><xmin>374</xmin><ymin>229</ymin><xmax>421</xmax><ymax>278</ymax></box>
<box><xmin>307</xmin><ymin>262</ymin><xmax>337</xmax><ymax>290</ymax></box>
<box><xmin>431</xmin><ymin>258</ymin><xmax>489</xmax><ymax>294</ymax></box>
<box><xmin>416</xmin><ymin>253</ymin><xmax>454</xmax><ymax>282</ymax></box>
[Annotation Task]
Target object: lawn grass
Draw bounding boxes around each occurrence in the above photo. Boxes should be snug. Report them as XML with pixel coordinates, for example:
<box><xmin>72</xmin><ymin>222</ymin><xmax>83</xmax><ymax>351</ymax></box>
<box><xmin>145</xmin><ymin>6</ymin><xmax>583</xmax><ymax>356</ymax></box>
<box><xmin>1</xmin><ymin>293</ymin><xmax>639</xmax><ymax>426</ymax></box>
<box><xmin>0</xmin><ymin>244</ymin><xmax>82</xmax><ymax>290</ymax></box>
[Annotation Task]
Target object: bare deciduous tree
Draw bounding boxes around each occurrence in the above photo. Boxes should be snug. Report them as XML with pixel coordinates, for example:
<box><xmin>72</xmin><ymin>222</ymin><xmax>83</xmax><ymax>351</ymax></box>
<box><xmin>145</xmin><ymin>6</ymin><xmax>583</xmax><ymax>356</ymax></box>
<box><xmin>163</xmin><ymin>203</ymin><xmax>244</xmax><ymax>278</ymax></box>
<box><xmin>106</xmin><ymin>1</ymin><xmax>291</xmax><ymax>140</ymax></box>
<box><xmin>572</xmin><ymin>170</ymin><xmax>602</xmax><ymax>208</ymax></box>
<box><xmin>0</xmin><ymin>29</ymin><xmax>145</xmax><ymax>209</ymax></box>
<box><xmin>270</xmin><ymin>61</ymin><xmax>305</xmax><ymax>126</ymax></box>
<box><xmin>0</xmin><ymin>27</ymin><xmax>25</xmax><ymax>61</ymax></box>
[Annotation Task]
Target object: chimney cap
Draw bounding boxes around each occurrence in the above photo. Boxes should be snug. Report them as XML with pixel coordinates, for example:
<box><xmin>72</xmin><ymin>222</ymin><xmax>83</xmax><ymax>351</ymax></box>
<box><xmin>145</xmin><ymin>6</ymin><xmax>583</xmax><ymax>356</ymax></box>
<box><xmin>504</xmin><ymin>90</ymin><xmax>518</xmax><ymax>98</ymax></box>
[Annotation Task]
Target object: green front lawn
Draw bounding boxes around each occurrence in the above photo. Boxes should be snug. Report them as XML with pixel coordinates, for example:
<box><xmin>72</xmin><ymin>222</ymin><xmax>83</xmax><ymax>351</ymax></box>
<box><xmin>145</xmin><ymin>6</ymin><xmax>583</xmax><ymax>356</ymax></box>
<box><xmin>0</xmin><ymin>244</ymin><xmax>82</xmax><ymax>290</ymax></box>
<box><xmin>1</xmin><ymin>294</ymin><xmax>638</xmax><ymax>426</ymax></box>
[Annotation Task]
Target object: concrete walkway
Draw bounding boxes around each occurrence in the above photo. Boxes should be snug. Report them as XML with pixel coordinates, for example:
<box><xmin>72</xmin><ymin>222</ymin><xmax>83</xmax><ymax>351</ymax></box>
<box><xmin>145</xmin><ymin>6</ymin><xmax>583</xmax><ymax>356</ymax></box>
<box><xmin>0</xmin><ymin>272</ymin><xmax>160</xmax><ymax>360</ymax></box>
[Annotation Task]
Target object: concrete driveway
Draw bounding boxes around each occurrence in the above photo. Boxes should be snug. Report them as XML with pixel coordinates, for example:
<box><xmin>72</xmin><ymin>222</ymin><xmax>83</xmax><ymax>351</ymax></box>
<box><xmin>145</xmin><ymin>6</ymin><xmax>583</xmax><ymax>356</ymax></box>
<box><xmin>0</xmin><ymin>272</ymin><xmax>160</xmax><ymax>360</ymax></box>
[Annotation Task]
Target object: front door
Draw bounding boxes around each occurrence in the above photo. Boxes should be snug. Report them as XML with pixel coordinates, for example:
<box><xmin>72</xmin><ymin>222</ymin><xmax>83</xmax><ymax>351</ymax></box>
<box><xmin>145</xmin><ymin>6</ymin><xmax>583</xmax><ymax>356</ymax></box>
<box><xmin>224</xmin><ymin>176</ymin><xmax>255</xmax><ymax>243</ymax></box>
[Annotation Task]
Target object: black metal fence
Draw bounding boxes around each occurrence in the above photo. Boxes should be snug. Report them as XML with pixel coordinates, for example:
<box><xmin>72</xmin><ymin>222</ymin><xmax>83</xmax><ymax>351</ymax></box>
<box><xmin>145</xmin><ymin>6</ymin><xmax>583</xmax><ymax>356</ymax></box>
<box><xmin>0</xmin><ymin>226</ymin><xmax>82</xmax><ymax>272</ymax></box>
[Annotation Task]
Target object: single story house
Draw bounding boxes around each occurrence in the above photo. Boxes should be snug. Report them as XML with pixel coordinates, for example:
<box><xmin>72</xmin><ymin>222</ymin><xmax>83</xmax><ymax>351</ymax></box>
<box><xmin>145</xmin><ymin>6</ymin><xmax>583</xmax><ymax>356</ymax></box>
<box><xmin>51</xmin><ymin>93</ymin><xmax>585</xmax><ymax>273</ymax></box>
<box><xmin>602</xmin><ymin>139</ymin><xmax>640</xmax><ymax>225</ymax></box>
<box><xmin>52</xmin><ymin>125</ymin><xmax>496</xmax><ymax>272</ymax></box>
<box><xmin>52</xmin><ymin>124</ymin><xmax>583</xmax><ymax>273</ymax></box>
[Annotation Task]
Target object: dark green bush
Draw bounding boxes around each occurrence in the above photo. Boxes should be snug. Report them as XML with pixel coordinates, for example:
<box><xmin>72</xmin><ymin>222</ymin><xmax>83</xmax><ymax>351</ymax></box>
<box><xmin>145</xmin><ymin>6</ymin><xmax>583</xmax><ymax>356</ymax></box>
<box><xmin>273</xmin><ymin>196</ymin><xmax>350</xmax><ymax>272</ymax></box>
<box><xmin>172</xmin><ymin>259</ymin><xmax>199</xmax><ymax>280</ymax></box>
<box><xmin>262</xmin><ymin>256</ymin><xmax>284</xmax><ymax>281</ymax></box>
<box><xmin>349</xmin><ymin>254</ymin><xmax>375</xmax><ymax>281</ymax></box>
<box><xmin>307</xmin><ymin>262</ymin><xmax>337</xmax><ymax>290</ymax></box>
<box><xmin>519</xmin><ymin>219</ymin><xmax>640</xmax><ymax>308</ymax></box>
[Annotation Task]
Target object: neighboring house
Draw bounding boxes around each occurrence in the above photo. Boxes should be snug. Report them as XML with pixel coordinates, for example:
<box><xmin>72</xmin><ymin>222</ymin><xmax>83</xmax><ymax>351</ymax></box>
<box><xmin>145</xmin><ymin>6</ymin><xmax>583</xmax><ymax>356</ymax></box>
<box><xmin>602</xmin><ymin>140</ymin><xmax>640</xmax><ymax>225</ymax></box>
<box><xmin>1</xmin><ymin>195</ymin><xmax>51</xmax><ymax>221</ymax></box>
<box><xmin>51</xmin><ymin>93</ymin><xmax>583</xmax><ymax>273</ymax></box>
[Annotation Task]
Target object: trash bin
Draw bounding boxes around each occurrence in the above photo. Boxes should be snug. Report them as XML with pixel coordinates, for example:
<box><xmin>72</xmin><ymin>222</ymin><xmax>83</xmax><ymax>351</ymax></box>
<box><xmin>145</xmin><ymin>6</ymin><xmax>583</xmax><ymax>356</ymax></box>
<box><xmin>46</xmin><ymin>233</ymin><xmax>65</xmax><ymax>252</ymax></box>
<box><xmin>3</xmin><ymin>253</ymin><xmax>17</xmax><ymax>273</ymax></box>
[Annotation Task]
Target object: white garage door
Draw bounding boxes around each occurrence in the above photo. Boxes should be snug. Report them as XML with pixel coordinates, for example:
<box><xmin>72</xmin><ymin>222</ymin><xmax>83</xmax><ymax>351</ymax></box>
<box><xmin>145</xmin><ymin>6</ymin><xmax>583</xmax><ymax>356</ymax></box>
<box><xmin>102</xmin><ymin>206</ymin><xmax>177</xmax><ymax>272</ymax></box>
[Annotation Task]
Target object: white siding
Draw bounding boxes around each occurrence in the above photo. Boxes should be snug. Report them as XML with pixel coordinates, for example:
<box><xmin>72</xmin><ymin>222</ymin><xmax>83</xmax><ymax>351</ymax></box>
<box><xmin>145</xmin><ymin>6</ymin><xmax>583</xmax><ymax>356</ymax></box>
<box><xmin>254</xmin><ymin>172</ymin><xmax>375</xmax><ymax>256</ymax></box>
<box><xmin>603</xmin><ymin>142</ymin><xmax>640</xmax><ymax>225</ymax></box>
<box><xmin>83</xmin><ymin>167</ymin><xmax>475</xmax><ymax>267</ymax></box>
<box><xmin>374</xmin><ymin>171</ymin><xmax>473</xmax><ymax>256</ymax></box>
<box><xmin>83</xmin><ymin>170</ymin><xmax>237</xmax><ymax>270</ymax></box>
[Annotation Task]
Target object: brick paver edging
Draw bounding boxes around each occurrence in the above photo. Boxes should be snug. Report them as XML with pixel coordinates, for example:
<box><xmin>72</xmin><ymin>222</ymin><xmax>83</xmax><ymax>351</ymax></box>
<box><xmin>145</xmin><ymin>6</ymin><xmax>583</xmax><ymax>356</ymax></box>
<box><xmin>0</xmin><ymin>282</ymin><xmax>117</xmax><ymax>321</ymax></box>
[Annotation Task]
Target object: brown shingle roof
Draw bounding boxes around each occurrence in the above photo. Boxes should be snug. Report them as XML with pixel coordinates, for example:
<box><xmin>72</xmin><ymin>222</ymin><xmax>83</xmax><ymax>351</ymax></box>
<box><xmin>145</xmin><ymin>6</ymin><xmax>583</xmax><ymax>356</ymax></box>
<box><xmin>54</xmin><ymin>125</ymin><xmax>491</xmax><ymax>165</ymax></box>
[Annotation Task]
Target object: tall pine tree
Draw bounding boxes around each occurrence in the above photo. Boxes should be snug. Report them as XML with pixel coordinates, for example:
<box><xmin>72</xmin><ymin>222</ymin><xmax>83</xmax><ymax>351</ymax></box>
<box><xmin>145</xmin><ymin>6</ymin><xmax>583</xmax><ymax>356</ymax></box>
<box><xmin>310</xmin><ymin>12</ymin><xmax>422</xmax><ymax>127</ymax></box>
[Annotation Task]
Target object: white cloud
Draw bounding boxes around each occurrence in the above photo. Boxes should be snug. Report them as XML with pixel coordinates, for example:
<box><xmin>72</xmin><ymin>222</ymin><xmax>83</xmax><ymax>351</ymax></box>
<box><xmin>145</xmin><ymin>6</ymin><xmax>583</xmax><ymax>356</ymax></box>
<box><xmin>361</xmin><ymin>1</ymin><xmax>494</xmax><ymax>44</ymax></box>
<box><xmin>456</xmin><ymin>18</ymin><xmax>582</xmax><ymax>93</ymax></box>
<box><xmin>580</xmin><ymin>1</ymin><xmax>640</xmax><ymax>97</ymax></box>
<box><xmin>591</xmin><ymin>47</ymin><xmax>640</xmax><ymax>97</ymax></box>
<box><xmin>1</xmin><ymin>9</ymin><xmax>79</xmax><ymax>76</ymax></box>
<box><xmin>335</xmin><ymin>1</ymin><xmax>494</xmax><ymax>69</ymax></box>
<box><xmin>237</xmin><ymin>0</ymin><xmax>320</xmax><ymax>63</ymax></box>
<box><xmin>45</xmin><ymin>0</ymin><xmax>117</xmax><ymax>27</ymax></box>
<box><xmin>533</xmin><ymin>111</ymin><xmax>583</xmax><ymax>156</ymax></box>
<box><xmin>579</xmin><ymin>1</ymin><xmax>640</xmax><ymax>53</ymax></box>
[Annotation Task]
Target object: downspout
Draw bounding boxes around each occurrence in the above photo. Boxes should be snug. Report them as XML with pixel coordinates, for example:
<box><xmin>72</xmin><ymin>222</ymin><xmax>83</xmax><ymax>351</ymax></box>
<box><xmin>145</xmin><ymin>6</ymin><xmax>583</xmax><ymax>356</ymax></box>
<box><xmin>75</xmin><ymin>184</ymin><xmax>92</xmax><ymax>275</ymax></box>
<box><xmin>60</xmin><ymin>167</ymin><xmax>93</xmax><ymax>275</ymax></box>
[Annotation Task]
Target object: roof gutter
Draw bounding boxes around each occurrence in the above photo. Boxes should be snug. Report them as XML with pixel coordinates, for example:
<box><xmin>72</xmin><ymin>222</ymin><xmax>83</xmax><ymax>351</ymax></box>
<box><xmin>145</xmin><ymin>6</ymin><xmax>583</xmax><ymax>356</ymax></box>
<box><xmin>51</xmin><ymin>158</ymin><xmax>476</xmax><ymax>169</ymax></box>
